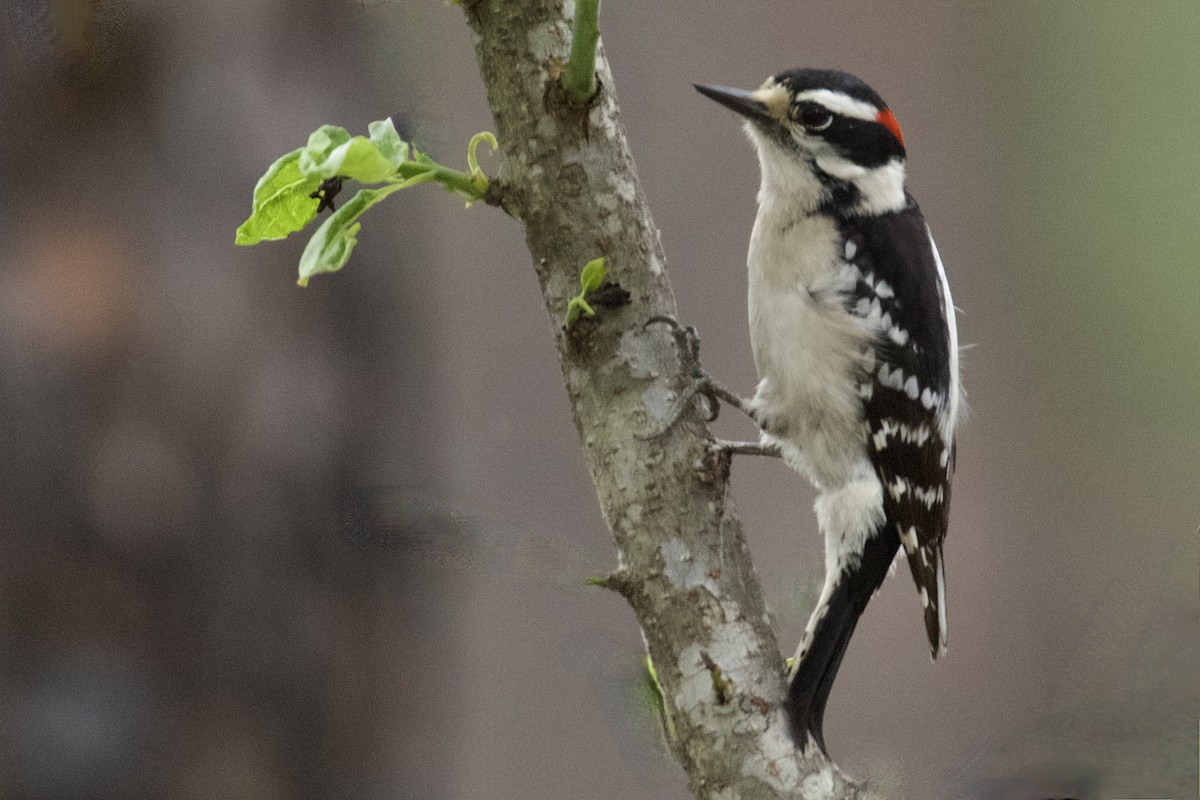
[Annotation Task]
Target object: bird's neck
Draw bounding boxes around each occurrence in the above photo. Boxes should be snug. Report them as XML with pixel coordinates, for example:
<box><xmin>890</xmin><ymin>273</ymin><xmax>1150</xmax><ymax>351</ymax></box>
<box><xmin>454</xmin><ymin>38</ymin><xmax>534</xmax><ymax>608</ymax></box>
<box><xmin>751</xmin><ymin>135</ymin><xmax>908</xmax><ymax>218</ymax></box>
<box><xmin>812</xmin><ymin>155</ymin><xmax>908</xmax><ymax>216</ymax></box>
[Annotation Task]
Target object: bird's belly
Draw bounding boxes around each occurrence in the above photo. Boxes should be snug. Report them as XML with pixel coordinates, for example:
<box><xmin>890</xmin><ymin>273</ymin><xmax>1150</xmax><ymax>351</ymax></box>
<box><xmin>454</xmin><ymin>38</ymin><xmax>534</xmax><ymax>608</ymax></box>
<box><xmin>748</xmin><ymin>285</ymin><xmax>871</xmax><ymax>490</ymax></box>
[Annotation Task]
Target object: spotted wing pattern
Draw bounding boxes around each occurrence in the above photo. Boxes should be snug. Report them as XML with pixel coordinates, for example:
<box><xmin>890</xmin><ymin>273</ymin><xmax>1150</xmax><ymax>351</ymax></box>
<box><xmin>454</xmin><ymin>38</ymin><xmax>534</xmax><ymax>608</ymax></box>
<box><xmin>840</xmin><ymin>198</ymin><xmax>956</xmax><ymax>654</ymax></box>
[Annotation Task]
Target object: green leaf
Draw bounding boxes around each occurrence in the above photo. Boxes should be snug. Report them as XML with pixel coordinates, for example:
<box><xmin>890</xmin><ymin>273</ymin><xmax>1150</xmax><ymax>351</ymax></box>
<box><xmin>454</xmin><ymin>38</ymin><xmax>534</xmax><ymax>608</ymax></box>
<box><xmin>304</xmin><ymin>125</ymin><xmax>352</xmax><ymax>162</ymax></box>
<box><xmin>235</xmin><ymin>148</ymin><xmax>322</xmax><ymax>245</ymax></box>
<box><xmin>564</xmin><ymin>256</ymin><xmax>608</xmax><ymax>327</ymax></box>
<box><xmin>565</xmin><ymin>296</ymin><xmax>595</xmax><ymax>326</ymax></box>
<box><xmin>368</xmin><ymin>117</ymin><xmax>410</xmax><ymax>166</ymax></box>
<box><xmin>300</xmin><ymin>134</ymin><xmax>400</xmax><ymax>185</ymax></box>
<box><xmin>579</xmin><ymin>257</ymin><xmax>607</xmax><ymax>292</ymax></box>
<box><xmin>296</xmin><ymin>183</ymin><xmax>405</xmax><ymax>286</ymax></box>
<box><xmin>239</xmin><ymin>119</ymin><xmax>497</xmax><ymax>283</ymax></box>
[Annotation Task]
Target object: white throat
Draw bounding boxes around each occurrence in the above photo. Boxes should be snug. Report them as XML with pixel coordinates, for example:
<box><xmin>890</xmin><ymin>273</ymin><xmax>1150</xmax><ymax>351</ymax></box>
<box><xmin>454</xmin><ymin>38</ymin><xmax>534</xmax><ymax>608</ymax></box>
<box><xmin>747</xmin><ymin>124</ymin><xmax>825</xmax><ymax>215</ymax></box>
<box><xmin>747</xmin><ymin>125</ymin><xmax>909</xmax><ymax>218</ymax></box>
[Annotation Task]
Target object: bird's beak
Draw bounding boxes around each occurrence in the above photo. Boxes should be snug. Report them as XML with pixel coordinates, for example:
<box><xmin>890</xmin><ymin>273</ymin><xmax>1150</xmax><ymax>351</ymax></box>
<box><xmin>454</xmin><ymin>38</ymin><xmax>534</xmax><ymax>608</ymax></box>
<box><xmin>694</xmin><ymin>83</ymin><xmax>773</xmax><ymax>125</ymax></box>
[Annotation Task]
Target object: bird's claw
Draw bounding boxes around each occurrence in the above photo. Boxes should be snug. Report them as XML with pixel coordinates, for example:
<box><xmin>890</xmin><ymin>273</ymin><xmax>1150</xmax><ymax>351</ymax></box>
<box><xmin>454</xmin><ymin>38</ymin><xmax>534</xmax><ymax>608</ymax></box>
<box><xmin>641</xmin><ymin>316</ymin><xmax>751</xmax><ymax>439</ymax></box>
<box><xmin>644</xmin><ymin>316</ymin><xmax>703</xmax><ymax>375</ymax></box>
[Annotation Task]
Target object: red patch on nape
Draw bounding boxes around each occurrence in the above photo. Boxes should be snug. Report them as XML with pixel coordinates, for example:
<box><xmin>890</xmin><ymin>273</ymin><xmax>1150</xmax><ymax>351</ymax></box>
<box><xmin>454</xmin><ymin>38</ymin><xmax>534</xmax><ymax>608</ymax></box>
<box><xmin>876</xmin><ymin>107</ymin><xmax>905</xmax><ymax>148</ymax></box>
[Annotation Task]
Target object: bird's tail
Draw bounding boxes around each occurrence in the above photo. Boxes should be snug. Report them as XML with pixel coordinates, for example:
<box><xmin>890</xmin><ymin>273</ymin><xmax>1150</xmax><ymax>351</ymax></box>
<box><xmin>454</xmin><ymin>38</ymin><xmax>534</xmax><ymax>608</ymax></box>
<box><xmin>902</xmin><ymin>537</ymin><xmax>947</xmax><ymax>658</ymax></box>
<box><xmin>786</xmin><ymin>524</ymin><xmax>899</xmax><ymax>755</ymax></box>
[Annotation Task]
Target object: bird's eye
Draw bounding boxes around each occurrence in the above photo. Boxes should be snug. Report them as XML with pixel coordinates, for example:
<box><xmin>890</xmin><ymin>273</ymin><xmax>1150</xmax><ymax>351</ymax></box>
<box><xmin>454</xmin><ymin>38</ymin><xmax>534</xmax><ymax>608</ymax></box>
<box><xmin>795</xmin><ymin>104</ymin><xmax>834</xmax><ymax>131</ymax></box>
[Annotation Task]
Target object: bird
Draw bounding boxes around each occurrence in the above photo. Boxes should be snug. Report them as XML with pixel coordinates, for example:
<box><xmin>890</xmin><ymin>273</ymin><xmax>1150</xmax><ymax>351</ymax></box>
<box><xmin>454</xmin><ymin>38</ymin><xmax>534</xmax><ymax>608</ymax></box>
<box><xmin>690</xmin><ymin>69</ymin><xmax>963</xmax><ymax>756</ymax></box>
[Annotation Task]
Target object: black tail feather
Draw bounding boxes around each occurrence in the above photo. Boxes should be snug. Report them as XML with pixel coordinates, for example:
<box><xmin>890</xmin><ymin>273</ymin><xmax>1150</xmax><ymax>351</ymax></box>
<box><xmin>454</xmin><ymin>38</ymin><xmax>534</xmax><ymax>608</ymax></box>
<box><xmin>787</xmin><ymin>526</ymin><xmax>900</xmax><ymax>755</ymax></box>
<box><xmin>787</xmin><ymin>591</ymin><xmax>863</xmax><ymax>754</ymax></box>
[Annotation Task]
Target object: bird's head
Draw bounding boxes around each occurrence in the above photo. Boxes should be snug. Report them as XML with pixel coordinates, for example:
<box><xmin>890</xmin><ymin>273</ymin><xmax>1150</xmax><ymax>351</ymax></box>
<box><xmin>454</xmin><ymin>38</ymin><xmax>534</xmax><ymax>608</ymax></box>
<box><xmin>696</xmin><ymin>69</ymin><xmax>908</xmax><ymax>215</ymax></box>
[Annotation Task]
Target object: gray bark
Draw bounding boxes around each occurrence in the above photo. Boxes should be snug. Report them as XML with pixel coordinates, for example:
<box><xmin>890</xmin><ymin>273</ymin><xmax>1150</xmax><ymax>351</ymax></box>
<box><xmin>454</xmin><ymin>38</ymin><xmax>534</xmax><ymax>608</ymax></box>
<box><xmin>461</xmin><ymin>2</ymin><xmax>871</xmax><ymax>797</ymax></box>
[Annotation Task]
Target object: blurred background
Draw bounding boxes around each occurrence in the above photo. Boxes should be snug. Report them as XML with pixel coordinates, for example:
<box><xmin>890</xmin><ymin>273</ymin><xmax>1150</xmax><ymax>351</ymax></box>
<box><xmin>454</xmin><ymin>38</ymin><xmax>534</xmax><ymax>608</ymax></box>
<box><xmin>0</xmin><ymin>1</ymin><xmax>1196</xmax><ymax>798</ymax></box>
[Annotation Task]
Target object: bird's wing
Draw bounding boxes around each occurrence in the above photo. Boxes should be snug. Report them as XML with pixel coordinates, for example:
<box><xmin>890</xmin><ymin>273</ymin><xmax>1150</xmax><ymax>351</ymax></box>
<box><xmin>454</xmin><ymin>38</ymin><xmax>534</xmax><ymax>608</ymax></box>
<box><xmin>839</xmin><ymin>200</ymin><xmax>958</xmax><ymax>655</ymax></box>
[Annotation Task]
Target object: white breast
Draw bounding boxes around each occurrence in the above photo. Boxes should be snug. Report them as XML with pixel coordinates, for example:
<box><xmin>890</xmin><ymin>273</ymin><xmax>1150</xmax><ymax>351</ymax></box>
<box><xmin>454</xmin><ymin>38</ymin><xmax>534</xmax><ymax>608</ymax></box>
<box><xmin>746</xmin><ymin>198</ymin><xmax>874</xmax><ymax>490</ymax></box>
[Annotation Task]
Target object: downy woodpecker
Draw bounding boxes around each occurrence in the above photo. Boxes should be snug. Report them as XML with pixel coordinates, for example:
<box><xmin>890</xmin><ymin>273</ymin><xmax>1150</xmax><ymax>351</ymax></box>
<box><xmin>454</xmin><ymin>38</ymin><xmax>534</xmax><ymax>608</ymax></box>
<box><xmin>694</xmin><ymin>69</ymin><xmax>963</xmax><ymax>755</ymax></box>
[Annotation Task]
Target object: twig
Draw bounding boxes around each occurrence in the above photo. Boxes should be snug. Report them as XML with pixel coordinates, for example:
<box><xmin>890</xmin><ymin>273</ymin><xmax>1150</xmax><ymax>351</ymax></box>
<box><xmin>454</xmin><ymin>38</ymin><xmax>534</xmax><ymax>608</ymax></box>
<box><xmin>562</xmin><ymin>0</ymin><xmax>601</xmax><ymax>103</ymax></box>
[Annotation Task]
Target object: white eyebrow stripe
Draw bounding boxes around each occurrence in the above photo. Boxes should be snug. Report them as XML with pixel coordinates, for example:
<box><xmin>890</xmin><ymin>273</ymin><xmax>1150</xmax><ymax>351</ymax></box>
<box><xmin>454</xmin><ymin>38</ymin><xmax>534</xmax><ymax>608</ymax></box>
<box><xmin>793</xmin><ymin>89</ymin><xmax>879</xmax><ymax>121</ymax></box>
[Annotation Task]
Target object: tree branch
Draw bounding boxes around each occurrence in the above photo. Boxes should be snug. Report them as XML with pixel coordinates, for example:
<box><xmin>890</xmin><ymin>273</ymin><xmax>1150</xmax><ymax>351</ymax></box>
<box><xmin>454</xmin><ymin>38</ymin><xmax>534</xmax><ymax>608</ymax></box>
<box><xmin>460</xmin><ymin>2</ymin><xmax>869</xmax><ymax>797</ymax></box>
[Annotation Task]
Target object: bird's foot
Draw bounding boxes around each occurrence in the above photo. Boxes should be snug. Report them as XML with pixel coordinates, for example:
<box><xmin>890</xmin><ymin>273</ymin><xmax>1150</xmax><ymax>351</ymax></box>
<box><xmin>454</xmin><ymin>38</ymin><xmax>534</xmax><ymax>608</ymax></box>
<box><xmin>641</xmin><ymin>316</ymin><xmax>756</xmax><ymax>439</ymax></box>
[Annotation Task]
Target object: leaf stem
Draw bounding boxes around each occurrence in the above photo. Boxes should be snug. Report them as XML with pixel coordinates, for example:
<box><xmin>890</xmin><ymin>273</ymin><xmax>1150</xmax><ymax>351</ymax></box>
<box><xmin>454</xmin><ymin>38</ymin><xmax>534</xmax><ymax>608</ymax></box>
<box><xmin>562</xmin><ymin>0</ymin><xmax>601</xmax><ymax>103</ymax></box>
<box><xmin>396</xmin><ymin>161</ymin><xmax>485</xmax><ymax>200</ymax></box>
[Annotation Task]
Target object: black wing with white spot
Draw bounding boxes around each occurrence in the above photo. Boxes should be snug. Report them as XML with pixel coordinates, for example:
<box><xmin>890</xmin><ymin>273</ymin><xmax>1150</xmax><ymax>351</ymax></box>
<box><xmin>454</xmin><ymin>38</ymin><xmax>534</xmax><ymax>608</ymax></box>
<box><xmin>840</xmin><ymin>197</ymin><xmax>957</xmax><ymax>655</ymax></box>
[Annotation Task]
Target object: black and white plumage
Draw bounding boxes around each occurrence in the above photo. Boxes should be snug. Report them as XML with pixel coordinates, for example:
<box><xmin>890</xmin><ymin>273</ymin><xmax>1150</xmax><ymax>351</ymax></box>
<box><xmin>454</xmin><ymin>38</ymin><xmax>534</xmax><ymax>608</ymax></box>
<box><xmin>696</xmin><ymin>69</ymin><xmax>962</xmax><ymax>756</ymax></box>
